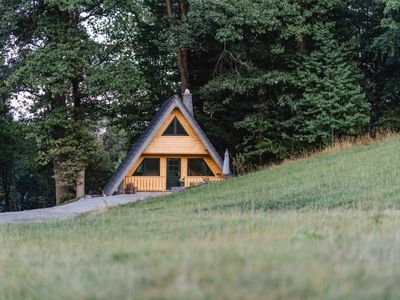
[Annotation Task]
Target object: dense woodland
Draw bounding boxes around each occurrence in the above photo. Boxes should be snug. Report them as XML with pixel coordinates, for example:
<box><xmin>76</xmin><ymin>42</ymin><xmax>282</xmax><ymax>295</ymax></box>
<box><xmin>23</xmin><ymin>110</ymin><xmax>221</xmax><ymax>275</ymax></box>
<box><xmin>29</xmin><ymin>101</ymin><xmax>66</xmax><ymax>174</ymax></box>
<box><xmin>0</xmin><ymin>0</ymin><xmax>399</xmax><ymax>211</ymax></box>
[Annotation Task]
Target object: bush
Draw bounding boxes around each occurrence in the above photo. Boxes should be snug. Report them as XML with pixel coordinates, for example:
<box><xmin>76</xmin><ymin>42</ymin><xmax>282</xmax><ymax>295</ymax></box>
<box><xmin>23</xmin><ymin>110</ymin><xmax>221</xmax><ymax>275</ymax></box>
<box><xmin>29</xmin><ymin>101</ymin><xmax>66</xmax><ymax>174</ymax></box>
<box><xmin>59</xmin><ymin>193</ymin><xmax>76</xmax><ymax>204</ymax></box>
<box><xmin>124</xmin><ymin>183</ymin><xmax>136</xmax><ymax>194</ymax></box>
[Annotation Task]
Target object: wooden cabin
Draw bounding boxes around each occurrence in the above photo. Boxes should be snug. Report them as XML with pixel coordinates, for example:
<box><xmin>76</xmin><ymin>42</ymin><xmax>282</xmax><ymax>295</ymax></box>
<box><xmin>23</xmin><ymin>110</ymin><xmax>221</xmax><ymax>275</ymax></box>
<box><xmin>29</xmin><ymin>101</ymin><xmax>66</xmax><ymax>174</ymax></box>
<box><xmin>103</xmin><ymin>90</ymin><xmax>225</xmax><ymax>195</ymax></box>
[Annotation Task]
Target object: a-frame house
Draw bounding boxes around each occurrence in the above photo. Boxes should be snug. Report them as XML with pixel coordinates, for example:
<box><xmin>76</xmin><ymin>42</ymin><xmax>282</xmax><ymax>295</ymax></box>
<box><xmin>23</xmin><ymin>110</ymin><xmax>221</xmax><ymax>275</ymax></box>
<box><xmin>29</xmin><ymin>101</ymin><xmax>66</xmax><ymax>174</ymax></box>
<box><xmin>103</xmin><ymin>90</ymin><xmax>225</xmax><ymax>195</ymax></box>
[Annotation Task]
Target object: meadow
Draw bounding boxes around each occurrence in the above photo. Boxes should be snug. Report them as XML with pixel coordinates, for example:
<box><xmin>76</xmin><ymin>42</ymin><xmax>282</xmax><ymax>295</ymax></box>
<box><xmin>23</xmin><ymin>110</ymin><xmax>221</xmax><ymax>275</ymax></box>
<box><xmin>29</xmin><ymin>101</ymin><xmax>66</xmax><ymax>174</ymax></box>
<box><xmin>1</xmin><ymin>137</ymin><xmax>400</xmax><ymax>299</ymax></box>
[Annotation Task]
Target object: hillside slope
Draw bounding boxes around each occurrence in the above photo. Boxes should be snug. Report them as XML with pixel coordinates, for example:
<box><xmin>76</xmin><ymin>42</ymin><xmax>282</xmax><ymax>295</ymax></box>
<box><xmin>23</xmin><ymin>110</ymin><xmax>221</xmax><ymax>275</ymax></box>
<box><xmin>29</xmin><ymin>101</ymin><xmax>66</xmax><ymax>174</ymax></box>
<box><xmin>1</xmin><ymin>138</ymin><xmax>400</xmax><ymax>299</ymax></box>
<box><xmin>160</xmin><ymin>136</ymin><xmax>400</xmax><ymax>212</ymax></box>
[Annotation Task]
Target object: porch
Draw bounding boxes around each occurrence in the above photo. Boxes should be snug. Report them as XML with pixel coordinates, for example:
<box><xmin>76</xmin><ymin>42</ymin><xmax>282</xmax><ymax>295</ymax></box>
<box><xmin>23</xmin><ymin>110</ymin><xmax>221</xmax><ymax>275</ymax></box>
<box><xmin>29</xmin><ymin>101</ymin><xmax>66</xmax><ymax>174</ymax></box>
<box><xmin>124</xmin><ymin>176</ymin><xmax>224</xmax><ymax>192</ymax></box>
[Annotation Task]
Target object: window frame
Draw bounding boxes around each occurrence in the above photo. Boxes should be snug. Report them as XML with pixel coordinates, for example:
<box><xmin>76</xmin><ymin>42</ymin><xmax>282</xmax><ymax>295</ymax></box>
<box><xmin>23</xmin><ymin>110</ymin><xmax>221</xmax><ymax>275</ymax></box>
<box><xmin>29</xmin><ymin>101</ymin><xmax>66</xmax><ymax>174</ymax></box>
<box><xmin>187</xmin><ymin>158</ymin><xmax>214</xmax><ymax>177</ymax></box>
<box><xmin>162</xmin><ymin>117</ymin><xmax>189</xmax><ymax>136</ymax></box>
<box><xmin>133</xmin><ymin>158</ymin><xmax>160</xmax><ymax>176</ymax></box>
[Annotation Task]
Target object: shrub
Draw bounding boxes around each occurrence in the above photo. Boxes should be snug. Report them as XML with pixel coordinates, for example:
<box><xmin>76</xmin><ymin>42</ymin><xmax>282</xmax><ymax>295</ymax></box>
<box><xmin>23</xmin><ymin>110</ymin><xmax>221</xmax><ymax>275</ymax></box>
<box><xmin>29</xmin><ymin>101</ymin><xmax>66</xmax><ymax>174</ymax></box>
<box><xmin>58</xmin><ymin>193</ymin><xmax>76</xmax><ymax>204</ymax></box>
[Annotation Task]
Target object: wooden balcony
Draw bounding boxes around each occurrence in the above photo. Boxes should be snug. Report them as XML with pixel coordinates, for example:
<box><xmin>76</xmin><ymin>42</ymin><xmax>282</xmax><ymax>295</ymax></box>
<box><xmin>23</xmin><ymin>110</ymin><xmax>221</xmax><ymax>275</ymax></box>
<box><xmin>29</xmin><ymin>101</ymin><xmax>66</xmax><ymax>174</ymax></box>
<box><xmin>124</xmin><ymin>175</ymin><xmax>224</xmax><ymax>192</ymax></box>
<box><xmin>184</xmin><ymin>176</ymin><xmax>224</xmax><ymax>188</ymax></box>
<box><xmin>125</xmin><ymin>176</ymin><xmax>166</xmax><ymax>192</ymax></box>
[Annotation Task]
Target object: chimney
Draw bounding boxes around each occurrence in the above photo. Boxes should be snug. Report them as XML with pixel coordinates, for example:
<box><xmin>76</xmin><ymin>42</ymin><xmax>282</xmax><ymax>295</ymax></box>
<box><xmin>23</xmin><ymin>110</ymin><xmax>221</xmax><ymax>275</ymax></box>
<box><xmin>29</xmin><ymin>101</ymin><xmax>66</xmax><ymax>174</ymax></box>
<box><xmin>183</xmin><ymin>89</ymin><xmax>194</xmax><ymax>116</ymax></box>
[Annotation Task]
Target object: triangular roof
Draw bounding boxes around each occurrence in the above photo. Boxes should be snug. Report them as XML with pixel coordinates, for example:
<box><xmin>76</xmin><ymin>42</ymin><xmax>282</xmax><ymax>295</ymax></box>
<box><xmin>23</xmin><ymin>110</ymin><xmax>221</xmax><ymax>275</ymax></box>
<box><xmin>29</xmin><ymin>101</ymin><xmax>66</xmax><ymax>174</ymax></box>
<box><xmin>103</xmin><ymin>95</ymin><xmax>223</xmax><ymax>195</ymax></box>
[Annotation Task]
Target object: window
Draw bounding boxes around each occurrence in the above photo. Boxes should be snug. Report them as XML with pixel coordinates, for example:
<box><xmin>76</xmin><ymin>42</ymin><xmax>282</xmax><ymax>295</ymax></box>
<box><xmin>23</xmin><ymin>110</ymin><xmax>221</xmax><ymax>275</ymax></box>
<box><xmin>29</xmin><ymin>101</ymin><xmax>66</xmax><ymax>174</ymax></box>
<box><xmin>162</xmin><ymin>117</ymin><xmax>188</xmax><ymax>136</ymax></box>
<box><xmin>187</xmin><ymin>158</ymin><xmax>214</xmax><ymax>176</ymax></box>
<box><xmin>133</xmin><ymin>158</ymin><xmax>160</xmax><ymax>176</ymax></box>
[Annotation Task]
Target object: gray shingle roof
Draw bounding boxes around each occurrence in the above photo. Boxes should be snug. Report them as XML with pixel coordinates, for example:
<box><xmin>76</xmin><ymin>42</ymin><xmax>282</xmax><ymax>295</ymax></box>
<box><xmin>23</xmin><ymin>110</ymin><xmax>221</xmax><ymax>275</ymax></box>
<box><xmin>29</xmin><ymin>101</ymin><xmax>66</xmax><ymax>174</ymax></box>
<box><xmin>103</xmin><ymin>95</ymin><xmax>223</xmax><ymax>195</ymax></box>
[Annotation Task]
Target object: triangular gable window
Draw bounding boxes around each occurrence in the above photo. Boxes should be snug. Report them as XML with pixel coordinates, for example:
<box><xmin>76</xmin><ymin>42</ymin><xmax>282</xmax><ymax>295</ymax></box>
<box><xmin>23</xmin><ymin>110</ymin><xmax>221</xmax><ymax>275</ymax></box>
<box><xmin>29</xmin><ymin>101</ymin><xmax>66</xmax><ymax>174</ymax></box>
<box><xmin>162</xmin><ymin>117</ymin><xmax>189</xmax><ymax>136</ymax></box>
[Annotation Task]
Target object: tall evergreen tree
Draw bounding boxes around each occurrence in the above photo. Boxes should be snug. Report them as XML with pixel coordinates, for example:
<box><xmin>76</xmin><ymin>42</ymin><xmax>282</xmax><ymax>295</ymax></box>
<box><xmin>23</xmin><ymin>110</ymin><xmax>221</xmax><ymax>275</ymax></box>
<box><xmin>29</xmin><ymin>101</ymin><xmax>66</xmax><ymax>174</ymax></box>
<box><xmin>289</xmin><ymin>38</ymin><xmax>369</xmax><ymax>149</ymax></box>
<box><xmin>3</xmin><ymin>0</ymin><xmax>122</xmax><ymax>202</ymax></box>
<box><xmin>371</xmin><ymin>0</ymin><xmax>400</xmax><ymax>130</ymax></box>
<box><xmin>7</xmin><ymin>1</ymin><xmax>93</xmax><ymax>201</ymax></box>
<box><xmin>188</xmin><ymin>0</ymin><xmax>304</xmax><ymax>163</ymax></box>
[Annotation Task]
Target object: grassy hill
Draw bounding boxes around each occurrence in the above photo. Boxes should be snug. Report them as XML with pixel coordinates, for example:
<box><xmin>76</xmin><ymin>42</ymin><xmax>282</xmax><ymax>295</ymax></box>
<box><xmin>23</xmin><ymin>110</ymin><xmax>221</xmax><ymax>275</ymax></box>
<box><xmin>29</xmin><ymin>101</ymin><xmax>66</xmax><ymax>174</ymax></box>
<box><xmin>2</xmin><ymin>137</ymin><xmax>400</xmax><ymax>299</ymax></box>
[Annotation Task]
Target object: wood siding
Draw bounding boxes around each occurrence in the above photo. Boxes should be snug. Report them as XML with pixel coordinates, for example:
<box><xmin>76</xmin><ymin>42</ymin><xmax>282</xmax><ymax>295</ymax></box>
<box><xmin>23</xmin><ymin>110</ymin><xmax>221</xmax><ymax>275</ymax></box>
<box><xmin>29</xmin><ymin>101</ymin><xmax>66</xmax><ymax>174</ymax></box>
<box><xmin>126</xmin><ymin>155</ymin><xmax>222</xmax><ymax>178</ymax></box>
<box><xmin>144</xmin><ymin>109</ymin><xmax>208</xmax><ymax>155</ymax></box>
<box><xmin>124</xmin><ymin>174</ymin><xmax>223</xmax><ymax>192</ymax></box>
<box><xmin>124</xmin><ymin>154</ymin><xmax>223</xmax><ymax>191</ymax></box>
<box><xmin>123</xmin><ymin>107</ymin><xmax>224</xmax><ymax>192</ymax></box>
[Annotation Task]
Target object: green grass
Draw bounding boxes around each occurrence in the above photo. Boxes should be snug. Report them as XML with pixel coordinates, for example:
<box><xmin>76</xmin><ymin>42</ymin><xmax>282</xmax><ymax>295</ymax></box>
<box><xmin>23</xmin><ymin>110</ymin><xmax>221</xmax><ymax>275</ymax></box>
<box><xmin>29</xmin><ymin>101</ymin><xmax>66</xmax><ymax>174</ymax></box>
<box><xmin>2</xmin><ymin>138</ymin><xmax>400</xmax><ymax>299</ymax></box>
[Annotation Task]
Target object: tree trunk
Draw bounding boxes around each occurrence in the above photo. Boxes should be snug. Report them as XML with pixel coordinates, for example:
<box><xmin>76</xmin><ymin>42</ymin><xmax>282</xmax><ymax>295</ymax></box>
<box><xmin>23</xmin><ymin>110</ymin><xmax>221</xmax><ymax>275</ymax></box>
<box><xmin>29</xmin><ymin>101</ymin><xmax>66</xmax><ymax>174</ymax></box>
<box><xmin>51</xmin><ymin>93</ymin><xmax>69</xmax><ymax>204</ymax></box>
<box><xmin>75</xmin><ymin>169</ymin><xmax>85</xmax><ymax>198</ymax></box>
<box><xmin>1</xmin><ymin>164</ymin><xmax>13</xmax><ymax>211</ymax></box>
<box><xmin>48</xmin><ymin>9</ymin><xmax>81</xmax><ymax>204</ymax></box>
<box><xmin>298</xmin><ymin>2</ymin><xmax>310</xmax><ymax>53</ymax></box>
<box><xmin>54</xmin><ymin>159</ymin><xmax>69</xmax><ymax>204</ymax></box>
<box><xmin>166</xmin><ymin>0</ymin><xmax>189</xmax><ymax>93</ymax></box>
<box><xmin>299</xmin><ymin>38</ymin><xmax>306</xmax><ymax>53</ymax></box>
<box><xmin>72</xmin><ymin>78</ymin><xmax>86</xmax><ymax>199</ymax></box>
<box><xmin>176</xmin><ymin>48</ymin><xmax>188</xmax><ymax>93</ymax></box>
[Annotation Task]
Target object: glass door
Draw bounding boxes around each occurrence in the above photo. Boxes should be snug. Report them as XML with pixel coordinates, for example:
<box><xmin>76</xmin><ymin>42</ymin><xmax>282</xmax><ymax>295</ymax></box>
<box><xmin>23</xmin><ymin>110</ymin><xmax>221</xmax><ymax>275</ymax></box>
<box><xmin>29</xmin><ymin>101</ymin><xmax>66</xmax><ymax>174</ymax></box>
<box><xmin>166</xmin><ymin>158</ymin><xmax>181</xmax><ymax>190</ymax></box>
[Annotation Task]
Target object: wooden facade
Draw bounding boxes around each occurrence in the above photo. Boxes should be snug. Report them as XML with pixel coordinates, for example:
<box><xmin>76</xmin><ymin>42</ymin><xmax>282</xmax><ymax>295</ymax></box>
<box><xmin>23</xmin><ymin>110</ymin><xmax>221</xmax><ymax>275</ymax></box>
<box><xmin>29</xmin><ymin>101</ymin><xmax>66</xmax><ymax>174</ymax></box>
<box><xmin>124</xmin><ymin>109</ymin><xmax>224</xmax><ymax>192</ymax></box>
<box><xmin>125</xmin><ymin>174</ymin><xmax>223</xmax><ymax>192</ymax></box>
<box><xmin>104</xmin><ymin>93</ymin><xmax>225</xmax><ymax>195</ymax></box>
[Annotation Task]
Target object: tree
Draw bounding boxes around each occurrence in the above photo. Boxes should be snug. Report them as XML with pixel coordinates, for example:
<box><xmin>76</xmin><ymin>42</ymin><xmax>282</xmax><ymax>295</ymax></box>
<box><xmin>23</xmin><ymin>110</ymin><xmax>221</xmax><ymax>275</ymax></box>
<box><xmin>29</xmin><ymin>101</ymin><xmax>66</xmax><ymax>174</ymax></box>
<box><xmin>0</xmin><ymin>57</ymin><xmax>17</xmax><ymax>211</ymax></box>
<box><xmin>289</xmin><ymin>38</ymin><xmax>370</xmax><ymax>149</ymax></box>
<box><xmin>374</xmin><ymin>0</ymin><xmax>400</xmax><ymax>58</ymax></box>
<box><xmin>165</xmin><ymin>0</ymin><xmax>189</xmax><ymax>93</ymax></box>
<box><xmin>371</xmin><ymin>0</ymin><xmax>400</xmax><ymax>130</ymax></box>
<box><xmin>101</xmin><ymin>0</ymin><xmax>178</xmax><ymax>145</ymax></box>
<box><xmin>187</xmin><ymin>0</ymin><xmax>304</xmax><ymax>163</ymax></box>
<box><xmin>4</xmin><ymin>0</ymin><xmax>112</xmax><ymax>202</ymax></box>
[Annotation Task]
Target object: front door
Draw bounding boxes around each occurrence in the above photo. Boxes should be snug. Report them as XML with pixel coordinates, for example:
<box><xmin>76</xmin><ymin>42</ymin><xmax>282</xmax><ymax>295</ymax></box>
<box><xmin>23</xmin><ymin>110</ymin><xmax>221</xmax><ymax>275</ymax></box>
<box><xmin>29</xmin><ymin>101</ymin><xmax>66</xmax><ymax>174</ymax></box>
<box><xmin>166</xmin><ymin>158</ymin><xmax>181</xmax><ymax>190</ymax></box>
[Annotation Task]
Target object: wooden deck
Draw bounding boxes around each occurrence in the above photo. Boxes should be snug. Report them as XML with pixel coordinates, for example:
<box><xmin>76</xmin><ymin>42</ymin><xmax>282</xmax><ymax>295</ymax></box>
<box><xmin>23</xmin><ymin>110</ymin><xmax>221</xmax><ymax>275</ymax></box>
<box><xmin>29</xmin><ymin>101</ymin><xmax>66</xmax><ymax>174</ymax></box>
<box><xmin>124</xmin><ymin>176</ymin><xmax>224</xmax><ymax>192</ymax></box>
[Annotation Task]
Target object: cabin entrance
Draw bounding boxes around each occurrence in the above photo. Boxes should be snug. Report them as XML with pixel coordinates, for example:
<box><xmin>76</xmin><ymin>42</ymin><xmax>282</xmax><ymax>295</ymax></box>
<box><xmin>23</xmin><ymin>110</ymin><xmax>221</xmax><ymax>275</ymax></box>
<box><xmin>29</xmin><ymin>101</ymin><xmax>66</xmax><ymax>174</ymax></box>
<box><xmin>166</xmin><ymin>158</ymin><xmax>181</xmax><ymax>190</ymax></box>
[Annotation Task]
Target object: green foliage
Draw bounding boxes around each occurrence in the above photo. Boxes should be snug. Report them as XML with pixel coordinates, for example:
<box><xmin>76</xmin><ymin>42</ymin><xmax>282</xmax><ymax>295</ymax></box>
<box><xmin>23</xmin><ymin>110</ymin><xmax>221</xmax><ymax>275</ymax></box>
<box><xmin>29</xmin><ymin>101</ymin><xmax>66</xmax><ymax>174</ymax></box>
<box><xmin>2</xmin><ymin>0</ymin><xmax>145</xmax><ymax>202</ymax></box>
<box><xmin>369</xmin><ymin>0</ymin><xmax>400</xmax><ymax>131</ymax></box>
<box><xmin>58</xmin><ymin>192</ymin><xmax>76</xmax><ymax>204</ymax></box>
<box><xmin>189</xmin><ymin>0</ymin><xmax>370</xmax><ymax>162</ymax></box>
<box><xmin>85</xmin><ymin>125</ymin><xmax>129</xmax><ymax>194</ymax></box>
<box><xmin>373</xmin><ymin>0</ymin><xmax>400</xmax><ymax>58</ymax></box>
<box><xmin>30</xmin><ymin>109</ymin><xmax>99</xmax><ymax>185</ymax></box>
<box><xmin>1</xmin><ymin>0</ymin><xmax>400</xmax><ymax>207</ymax></box>
<box><xmin>3</xmin><ymin>1</ymin><xmax>101</xmax><ymax>188</ymax></box>
<box><xmin>289</xmin><ymin>39</ymin><xmax>370</xmax><ymax>149</ymax></box>
<box><xmin>0</xmin><ymin>52</ymin><xmax>19</xmax><ymax>211</ymax></box>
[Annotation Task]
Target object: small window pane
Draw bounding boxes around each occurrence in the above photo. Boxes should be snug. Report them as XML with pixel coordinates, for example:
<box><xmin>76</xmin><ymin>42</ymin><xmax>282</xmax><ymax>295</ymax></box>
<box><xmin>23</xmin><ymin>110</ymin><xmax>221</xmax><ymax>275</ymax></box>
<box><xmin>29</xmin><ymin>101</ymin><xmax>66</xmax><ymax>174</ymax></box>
<box><xmin>133</xmin><ymin>158</ymin><xmax>160</xmax><ymax>176</ymax></box>
<box><xmin>134</xmin><ymin>162</ymin><xmax>144</xmax><ymax>176</ymax></box>
<box><xmin>187</xmin><ymin>158</ymin><xmax>214</xmax><ymax>176</ymax></box>
<box><xmin>175</xmin><ymin>119</ymin><xmax>187</xmax><ymax>135</ymax></box>
<box><xmin>163</xmin><ymin>120</ymin><xmax>175</xmax><ymax>135</ymax></box>
<box><xmin>162</xmin><ymin>117</ymin><xmax>188</xmax><ymax>136</ymax></box>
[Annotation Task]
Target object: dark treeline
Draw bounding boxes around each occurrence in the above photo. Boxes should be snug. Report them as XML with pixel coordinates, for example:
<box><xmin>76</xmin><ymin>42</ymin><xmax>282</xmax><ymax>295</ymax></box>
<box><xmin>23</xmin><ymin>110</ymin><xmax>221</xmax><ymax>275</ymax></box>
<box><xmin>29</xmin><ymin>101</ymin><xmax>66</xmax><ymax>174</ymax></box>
<box><xmin>0</xmin><ymin>0</ymin><xmax>399</xmax><ymax>211</ymax></box>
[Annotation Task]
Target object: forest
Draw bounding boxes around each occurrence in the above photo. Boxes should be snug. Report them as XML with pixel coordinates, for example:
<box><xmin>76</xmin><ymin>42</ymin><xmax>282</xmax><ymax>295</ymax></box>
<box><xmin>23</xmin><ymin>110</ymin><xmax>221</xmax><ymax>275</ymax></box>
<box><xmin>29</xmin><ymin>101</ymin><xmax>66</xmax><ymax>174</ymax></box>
<box><xmin>0</xmin><ymin>0</ymin><xmax>399</xmax><ymax>211</ymax></box>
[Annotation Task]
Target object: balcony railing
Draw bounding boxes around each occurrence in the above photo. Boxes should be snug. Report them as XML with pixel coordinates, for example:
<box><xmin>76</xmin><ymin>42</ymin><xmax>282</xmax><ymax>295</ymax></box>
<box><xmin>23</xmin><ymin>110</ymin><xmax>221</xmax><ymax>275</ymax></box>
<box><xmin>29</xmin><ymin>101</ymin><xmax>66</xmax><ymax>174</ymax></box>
<box><xmin>124</xmin><ymin>175</ymin><xmax>224</xmax><ymax>192</ymax></box>
<box><xmin>184</xmin><ymin>176</ymin><xmax>224</xmax><ymax>188</ymax></box>
<box><xmin>125</xmin><ymin>176</ymin><xmax>166</xmax><ymax>192</ymax></box>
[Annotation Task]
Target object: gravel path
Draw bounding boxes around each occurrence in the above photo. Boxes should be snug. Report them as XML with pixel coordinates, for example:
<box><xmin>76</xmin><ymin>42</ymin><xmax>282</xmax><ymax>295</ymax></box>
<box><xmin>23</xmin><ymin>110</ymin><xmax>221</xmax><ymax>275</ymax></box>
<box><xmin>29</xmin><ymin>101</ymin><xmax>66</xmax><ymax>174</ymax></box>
<box><xmin>0</xmin><ymin>193</ymin><xmax>166</xmax><ymax>225</ymax></box>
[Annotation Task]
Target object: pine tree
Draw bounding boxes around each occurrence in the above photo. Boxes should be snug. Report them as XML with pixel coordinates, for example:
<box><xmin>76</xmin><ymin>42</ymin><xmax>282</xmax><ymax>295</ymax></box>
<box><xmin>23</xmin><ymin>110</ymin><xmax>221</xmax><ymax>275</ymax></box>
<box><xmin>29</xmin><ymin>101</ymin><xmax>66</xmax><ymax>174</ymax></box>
<box><xmin>4</xmin><ymin>0</ymin><xmax>112</xmax><ymax>202</ymax></box>
<box><xmin>289</xmin><ymin>38</ymin><xmax>370</xmax><ymax>149</ymax></box>
<box><xmin>371</xmin><ymin>0</ymin><xmax>400</xmax><ymax>130</ymax></box>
